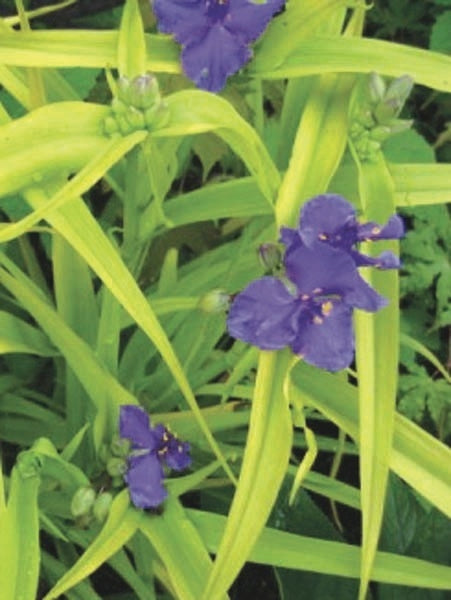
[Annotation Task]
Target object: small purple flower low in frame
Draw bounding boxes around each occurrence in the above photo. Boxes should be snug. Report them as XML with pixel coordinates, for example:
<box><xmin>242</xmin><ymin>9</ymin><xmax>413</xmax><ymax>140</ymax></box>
<box><xmin>119</xmin><ymin>405</ymin><xmax>191</xmax><ymax>508</ymax></box>
<box><xmin>227</xmin><ymin>194</ymin><xmax>404</xmax><ymax>372</ymax></box>
<box><xmin>152</xmin><ymin>0</ymin><xmax>285</xmax><ymax>92</ymax></box>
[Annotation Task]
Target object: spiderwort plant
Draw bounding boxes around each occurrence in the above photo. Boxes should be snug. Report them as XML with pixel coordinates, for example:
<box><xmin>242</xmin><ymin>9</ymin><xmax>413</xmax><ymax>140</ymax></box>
<box><xmin>227</xmin><ymin>195</ymin><xmax>403</xmax><ymax>371</ymax></box>
<box><xmin>119</xmin><ymin>405</ymin><xmax>191</xmax><ymax>508</ymax></box>
<box><xmin>152</xmin><ymin>0</ymin><xmax>286</xmax><ymax>92</ymax></box>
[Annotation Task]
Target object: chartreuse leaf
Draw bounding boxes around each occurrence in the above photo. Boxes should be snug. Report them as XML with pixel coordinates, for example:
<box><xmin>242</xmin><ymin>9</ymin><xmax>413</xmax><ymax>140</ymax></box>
<box><xmin>0</xmin><ymin>448</ymin><xmax>41</xmax><ymax>600</ymax></box>
<box><xmin>52</xmin><ymin>234</ymin><xmax>100</xmax><ymax>439</ymax></box>
<box><xmin>275</xmin><ymin>70</ymin><xmax>354</xmax><ymax>226</ymax></box>
<box><xmin>0</xmin><ymin>63</ymin><xmax>31</xmax><ymax>108</ymax></box>
<box><xmin>0</xmin><ymin>101</ymin><xmax>109</xmax><ymax>198</ymax></box>
<box><xmin>41</xmin><ymin>551</ymin><xmax>102</xmax><ymax>600</ymax></box>
<box><xmin>0</xmin><ymin>461</ymin><xmax>5</xmax><ymax>516</ymax></box>
<box><xmin>0</xmin><ymin>310</ymin><xmax>56</xmax><ymax>356</ymax></box>
<box><xmin>0</xmin><ymin>130</ymin><xmax>145</xmax><ymax>241</ymax></box>
<box><xmin>190</xmin><ymin>510</ymin><xmax>451</xmax><ymax>589</ymax></box>
<box><xmin>44</xmin><ymin>491</ymin><xmax>141</xmax><ymax>600</ymax></box>
<box><xmin>290</xmin><ymin>363</ymin><xmax>451</xmax><ymax>518</ymax></box>
<box><xmin>140</xmin><ymin>497</ymin><xmax>228</xmax><ymax>600</ymax></box>
<box><xmin>255</xmin><ymin>0</ymin><xmax>352</xmax><ymax>67</ymax></box>
<box><xmin>331</xmin><ymin>163</ymin><xmax>451</xmax><ymax>207</ymax></box>
<box><xmin>275</xmin><ymin>7</ymin><xmax>363</xmax><ymax>226</ymax></box>
<box><xmin>154</xmin><ymin>90</ymin><xmax>280</xmax><ymax>203</ymax></box>
<box><xmin>165</xmin><ymin>160</ymin><xmax>451</xmax><ymax>228</ymax></box>
<box><xmin>201</xmin><ymin>350</ymin><xmax>293</xmax><ymax>599</ymax></box>
<box><xmin>252</xmin><ymin>36</ymin><xmax>451</xmax><ymax>93</ymax></box>
<box><xmin>353</xmin><ymin>152</ymin><xmax>400</xmax><ymax>599</ymax></box>
<box><xmin>0</xmin><ymin>30</ymin><xmax>179</xmax><ymax>72</ymax></box>
<box><xmin>117</xmin><ymin>0</ymin><xmax>146</xmax><ymax>78</ymax></box>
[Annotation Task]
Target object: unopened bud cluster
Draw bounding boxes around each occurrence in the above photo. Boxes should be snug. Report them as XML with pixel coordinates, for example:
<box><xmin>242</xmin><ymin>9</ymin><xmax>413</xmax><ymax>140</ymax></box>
<box><xmin>70</xmin><ymin>486</ymin><xmax>113</xmax><ymax>525</ymax></box>
<box><xmin>104</xmin><ymin>73</ymin><xmax>170</xmax><ymax>136</ymax></box>
<box><xmin>70</xmin><ymin>435</ymin><xmax>131</xmax><ymax>526</ymax></box>
<box><xmin>349</xmin><ymin>73</ymin><xmax>414</xmax><ymax>161</ymax></box>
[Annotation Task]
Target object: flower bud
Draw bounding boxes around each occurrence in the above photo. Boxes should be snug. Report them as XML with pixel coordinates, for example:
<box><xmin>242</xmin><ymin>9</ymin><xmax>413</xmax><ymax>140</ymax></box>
<box><xmin>110</xmin><ymin>435</ymin><xmax>130</xmax><ymax>458</ymax></box>
<box><xmin>71</xmin><ymin>486</ymin><xmax>96</xmax><ymax>517</ymax></box>
<box><xmin>368</xmin><ymin>72</ymin><xmax>386</xmax><ymax>104</ymax></box>
<box><xmin>118</xmin><ymin>74</ymin><xmax>162</xmax><ymax>110</ymax></box>
<box><xmin>106</xmin><ymin>457</ymin><xmax>128</xmax><ymax>477</ymax></box>
<box><xmin>198</xmin><ymin>289</ymin><xmax>230</xmax><ymax>313</ymax></box>
<box><xmin>92</xmin><ymin>492</ymin><xmax>113</xmax><ymax>522</ymax></box>
<box><xmin>144</xmin><ymin>101</ymin><xmax>170</xmax><ymax>130</ymax></box>
<box><xmin>369</xmin><ymin>125</ymin><xmax>392</xmax><ymax>142</ymax></box>
<box><xmin>258</xmin><ymin>242</ymin><xmax>282</xmax><ymax>271</ymax></box>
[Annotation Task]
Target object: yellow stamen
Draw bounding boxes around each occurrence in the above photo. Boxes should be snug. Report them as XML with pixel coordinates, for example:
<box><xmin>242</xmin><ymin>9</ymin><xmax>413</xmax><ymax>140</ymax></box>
<box><xmin>313</xmin><ymin>315</ymin><xmax>323</xmax><ymax>325</ymax></box>
<box><xmin>321</xmin><ymin>301</ymin><xmax>333</xmax><ymax>316</ymax></box>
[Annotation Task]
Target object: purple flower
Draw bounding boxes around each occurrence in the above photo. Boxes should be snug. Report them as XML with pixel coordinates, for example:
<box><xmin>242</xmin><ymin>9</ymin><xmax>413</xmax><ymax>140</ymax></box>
<box><xmin>281</xmin><ymin>194</ymin><xmax>404</xmax><ymax>270</ymax></box>
<box><xmin>227</xmin><ymin>195</ymin><xmax>404</xmax><ymax>371</ymax></box>
<box><xmin>119</xmin><ymin>406</ymin><xmax>191</xmax><ymax>509</ymax></box>
<box><xmin>227</xmin><ymin>242</ymin><xmax>387</xmax><ymax>371</ymax></box>
<box><xmin>152</xmin><ymin>0</ymin><xmax>285</xmax><ymax>92</ymax></box>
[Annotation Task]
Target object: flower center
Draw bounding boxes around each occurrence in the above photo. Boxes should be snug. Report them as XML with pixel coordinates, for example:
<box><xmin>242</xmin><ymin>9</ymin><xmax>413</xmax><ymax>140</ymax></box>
<box><xmin>299</xmin><ymin>290</ymin><xmax>339</xmax><ymax>325</ymax></box>
<box><xmin>205</xmin><ymin>0</ymin><xmax>229</xmax><ymax>22</ymax></box>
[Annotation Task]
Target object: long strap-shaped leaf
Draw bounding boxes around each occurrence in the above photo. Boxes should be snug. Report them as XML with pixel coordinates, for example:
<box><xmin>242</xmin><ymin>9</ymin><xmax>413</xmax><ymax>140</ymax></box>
<box><xmin>1</xmin><ymin>31</ymin><xmax>451</xmax><ymax>93</ymax></box>
<box><xmin>252</xmin><ymin>36</ymin><xmax>451</xmax><ymax>93</ymax></box>
<box><xmin>291</xmin><ymin>363</ymin><xmax>451</xmax><ymax>518</ymax></box>
<box><xmin>201</xmin><ymin>350</ymin><xmax>293</xmax><ymax>599</ymax></box>
<box><xmin>354</xmin><ymin>153</ymin><xmax>399</xmax><ymax>600</ymax></box>
<box><xmin>43</xmin><ymin>491</ymin><xmax>141</xmax><ymax>600</ymax></box>
<box><xmin>0</xmin><ymin>451</ymin><xmax>41</xmax><ymax>600</ymax></box>
<box><xmin>140</xmin><ymin>497</ymin><xmax>228</xmax><ymax>600</ymax></box>
<box><xmin>190</xmin><ymin>509</ymin><xmax>451</xmax><ymax>590</ymax></box>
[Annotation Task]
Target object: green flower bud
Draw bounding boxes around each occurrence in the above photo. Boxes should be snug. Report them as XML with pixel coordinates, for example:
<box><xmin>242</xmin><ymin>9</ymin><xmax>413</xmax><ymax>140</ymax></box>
<box><xmin>107</xmin><ymin>457</ymin><xmax>128</xmax><ymax>478</ymax></box>
<box><xmin>118</xmin><ymin>74</ymin><xmax>162</xmax><ymax>110</ymax></box>
<box><xmin>129</xmin><ymin>74</ymin><xmax>161</xmax><ymax>109</ymax></box>
<box><xmin>110</xmin><ymin>435</ymin><xmax>130</xmax><ymax>458</ymax></box>
<box><xmin>104</xmin><ymin>116</ymin><xmax>119</xmax><ymax>136</ymax></box>
<box><xmin>92</xmin><ymin>492</ymin><xmax>113</xmax><ymax>522</ymax></box>
<box><xmin>369</xmin><ymin>125</ymin><xmax>392</xmax><ymax>142</ymax></box>
<box><xmin>374</xmin><ymin>75</ymin><xmax>413</xmax><ymax>123</ymax></box>
<box><xmin>126</xmin><ymin>107</ymin><xmax>146</xmax><ymax>131</ymax></box>
<box><xmin>198</xmin><ymin>289</ymin><xmax>230</xmax><ymax>313</ymax></box>
<box><xmin>111</xmin><ymin>97</ymin><xmax>128</xmax><ymax>116</ymax></box>
<box><xmin>144</xmin><ymin>102</ymin><xmax>170</xmax><ymax>130</ymax></box>
<box><xmin>71</xmin><ymin>486</ymin><xmax>96</xmax><ymax>517</ymax></box>
<box><xmin>368</xmin><ymin>72</ymin><xmax>386</xmax><ymax>104</ymax></box>
<box><xmin>258</xmin><ymin>242</ymin><xmax>282</xmax><ymax>271</ymax></box>
<box><xmin>388</xmin><ymin>118</ymin><xmax>413</xmax><ymax>135</ymax></box>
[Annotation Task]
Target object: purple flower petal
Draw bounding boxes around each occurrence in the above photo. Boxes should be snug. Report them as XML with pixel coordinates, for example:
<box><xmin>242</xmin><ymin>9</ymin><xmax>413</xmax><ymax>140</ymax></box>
<box><xmin>344</xmin><ymin>273</ymin><xmax>388</xmax><ymax>312</ymax></box>
<box><xmin>227</xmin><ymin>276</ymin><xmax>301</xmax><ymax>350</ymax></box>
<box><xmin>119</xmin><ymin>406</ymin><xmax>159</xmax><ymax>451</ymax></box>
<box><xmin>182</xmin><ymin>24</ymin><xmax>251</xmax><ymax>92</ymax></box>
<box><xmin>357</xmin><ymin>215</ymin><xmax>404</xmax><ymax>241</ymax></box>
<box><xmin>125</xmin><ymin>453</ymin><xmax>167</xmax><ymax>509</ymax></box>
<box><xmin>297</xmin><ymin>194</ymin><xmax>357</xmax><ymax>248</ymax></box>
<box><xmin>291</xmin><ymin>302</ymin><xmax>354</xmax><ymax>371</ymax></box>
<box><xmin>226</xmin><ymin>0</ymin><xmax>286</xmax><ymax>44</ymax></box>
<box><xmin>279</xmin><ymin>226</ymin><xmax>299</xmax><ymax>249</ymax></box>
<box><xmin>165</xmin><ymin>438</ymin><xmax>192</xmax><ymax>471</ymax></box>
<box><xmin>351</xmin><ymin>249</ymin><xmax>401</xmax><ymax>270</ymax></box>
<box><xmin>153</xmin><ymin>0</ymin><xmax>209</xmax><ymax>44</ymax></box>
